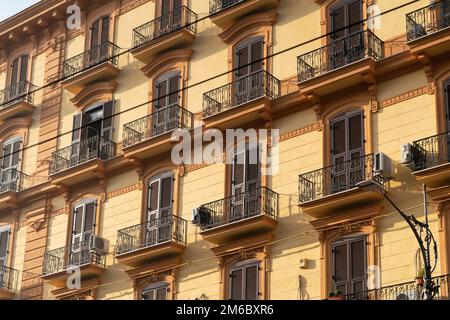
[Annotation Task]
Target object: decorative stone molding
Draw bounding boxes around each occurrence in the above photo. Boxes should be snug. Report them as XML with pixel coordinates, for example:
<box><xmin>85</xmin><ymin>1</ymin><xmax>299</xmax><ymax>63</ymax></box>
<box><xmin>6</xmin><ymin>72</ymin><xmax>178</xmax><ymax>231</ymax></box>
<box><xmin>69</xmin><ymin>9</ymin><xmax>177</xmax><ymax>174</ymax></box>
<box><xmin>119</xmin><ymin>0</ymin><xmax>152</xmax><ymax>15</ymax></box>
<box><xmin>70</xmin><ymin>81</ymin><xmax>118</xmax><ymax>109</ymax></box>
<box><xmin>141</xmin><ymin>49</ymin><xmax>192</xmax><ymax>79</ymax></box>
<box><xmin>378</xmin><ymin>85</ymin><xmax>428</xmax><ymax>109</ymax></box>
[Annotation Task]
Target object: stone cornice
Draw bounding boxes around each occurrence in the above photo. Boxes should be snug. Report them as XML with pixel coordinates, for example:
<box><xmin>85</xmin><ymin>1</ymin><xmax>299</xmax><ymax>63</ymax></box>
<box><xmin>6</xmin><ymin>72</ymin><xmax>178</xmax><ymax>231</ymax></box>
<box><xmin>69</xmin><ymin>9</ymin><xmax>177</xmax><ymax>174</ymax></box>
<box><xmin>141</xmin><ymin>49</ymin><xmax>193</xmax><ymax>79</ymax></box>
<box><xmin>70</xmin><ymin>81</ymin><xmax>118</xmax><ymax>109</ymax></box>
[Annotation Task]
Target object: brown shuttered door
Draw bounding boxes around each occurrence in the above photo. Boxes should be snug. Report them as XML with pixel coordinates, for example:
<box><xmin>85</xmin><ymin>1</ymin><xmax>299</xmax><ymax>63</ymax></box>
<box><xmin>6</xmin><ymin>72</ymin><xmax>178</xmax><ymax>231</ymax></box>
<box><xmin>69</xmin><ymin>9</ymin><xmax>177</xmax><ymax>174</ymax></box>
<box><xmin>72</xmin><ymin>114</ymin><xmax>82</xmax><ymax>143</ymax></box>
<box><xmin>173</xmin><ymin>0</ymin><xmax>182</xmax><ymax>27</ymax></box>
<box><xmin>0</xmin><ymin>228</ymin><xmax>10</xmax><ymax>267</ymax></box>
<box><xmin>230</xmin><ymin>268</ymin><xmax>243</xmax><ymax>300</ymax></box>
<box><xmin>91</xmin><ymin>19</ymin><xmax>100</xmax><ymax>49</ymax></box>
<box><xmin>348</xmin><ymin>0</ymin><xmax>362</xmax><ymax>35</ymax></box>
<box><xmin>101</xmin><ymin>101</ymin><xmax>114</xmax><ymax>140</ymax></box>
<box><xmin>445</xmin><ymin>82</ymin><xmax>450</xmax><ymax>132</ymax></box>
<box><xmin>245</xmin><ymin>265</ymin><xmax>258</xmax><ymax>300</ymax></box>
<box><xmin>19</xmin><ymin>55</ymin><xmax>28</xmax><ymax>83</ymax></box>
<box><xmin>10</xmin><ymin>58</ymin><xmax>19</xmax><ymax>86</ymax></box>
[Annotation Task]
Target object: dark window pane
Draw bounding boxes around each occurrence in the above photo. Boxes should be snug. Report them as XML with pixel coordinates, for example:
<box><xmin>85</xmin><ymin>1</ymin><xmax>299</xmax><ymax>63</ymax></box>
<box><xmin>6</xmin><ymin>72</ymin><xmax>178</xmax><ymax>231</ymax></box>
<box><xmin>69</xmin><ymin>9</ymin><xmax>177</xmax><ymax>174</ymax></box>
<box><xmin>161</xmin><ymin>0</ymin><xmax>170</xmax><ymax>15</ymax></box>
<box><xmin>331</xmin><ymin>6</ymin><xmax>346</xmax><ymax>39</ymax></box>
<box><xmin>349</xmin><ymin>114</ymin><xmax>362</xmax><ymax>151</ymax></box>
<box><xmin>11</xmin><ymin>140</ymin><xmax>21</xmax><ymax>167</ymax></box>
<box><xmin>237</xmin><ymin>46</ymin><xmax>249</xmax><ymax>78</ymax></box>
<box><xmin>230</xmin><ymin>269</ymin><xmax>243</xmax><ymax>300</ymax></box>
<box><xmin>84</xmin><ymin>202</ymin><xmax>96</xmax><ymax>233</ymax></box>
<box><xmin>101</xmin><ymin>16</ymin><xmax>110</xmax><ymax>44</ymax></box>
<box><xmin>246</xmin><ymin>148</ymin><xmax>259</xmax><ymax>182</ymax></box>
<box><xmin>11</xmin><ymin>58</ymin><xmax>19</xmax><ymax>85</ymax></box>
<box><xmin>142</xmin><ymin>289</ymin><xmax>154</xmax><ymax>300</ymax></box>
<box><xmin>156</xmin><ymin>287</ymin><xmax>167</xmax><ymax>300</ymax></box>
<box><xmin>149</xmin><ymin>181</ymin><xmax>160</xmax><ymax>211</ymax></box>
<box><xmin>251</xmin><ymin>41</ymin><xmax>263</xmax><ymax>73</ymax></box>
<box><xmin>245</xmin><ymin>265</ymin><xmax>258</xmax><ymax>300</ymax></box>
<box><xmin>157</xmin><ymin>80</ymin><xmax>168</xmax><ymax>108</ymax></box>
<box><xmin>102</xmin><ymin>101</ymin><xmax>114</xmax><ymax>132</ymax></box>
<box><xmin>2</xmin><ymin>144</ymin><xmax>11</xmax><ymax>168</ymax></box>
<box><xmin>351</xmin><ymin>239</ymin><xmax>365</xmax><ymax>278</ymax></box>
<box><xmin>72</xmin><ymin>114</ymin><xmax>82</xmax><ymax>142</ymax></box>
<box><xmin>169</xmin><ymin>75</ymin><xmax>180</xmax><ymax>106</ymax></box>
<box><xmin>353</xmin><ymin>280</ymin><xmax>364</xmax><ymax>295</ymax></box>
<box><xmin>348</xmin><ymin>0</ymin><xmax>362</xmax><ymax>34</ymax></box>
<box><xmin>233</xmin><ymin>153</ymin><xmax>245</xmax><ymax>186</ymax></box>
<box><xmin>91</xmin><ymin>20</ymin><xmax>100</xmax><ymax>48</ymax></box>
<box><xmin>161</xmin><ymin>177</ymin><xmax>172</xmax><ymax>209</ymax></box>
<box><xmin>0</xmin><ymin>230</ymin><xmax>9</xmax><ymax>259</ymax></box>
<box><xmin>20</xmin><ymin>55</ymin><xmax>28</xmax><ymax>82</ymax></box>
<box><xmin>74</xmin><ymin>206</ymin><xmax>83</xmax><ymax>235</ymax></box>
<box><xmin>334</xmin><ymin>244</ymin><xmax>348</xmax><ymax>282</ymax></box>
<box><xmin>332</xmin><ymin>119</ymin><xmax>346</xmax><ymax>156</ymax></box>
<box><xmin>336</xmin><ymin>284</ymin><xmax>347</xmax><ymax>295</ymax></box>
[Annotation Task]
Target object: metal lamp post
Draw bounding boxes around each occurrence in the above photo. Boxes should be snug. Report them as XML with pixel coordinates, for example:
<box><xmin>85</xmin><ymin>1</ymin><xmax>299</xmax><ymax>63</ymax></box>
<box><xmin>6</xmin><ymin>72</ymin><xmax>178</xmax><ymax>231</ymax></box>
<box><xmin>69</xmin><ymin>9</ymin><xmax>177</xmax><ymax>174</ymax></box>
<box><xmin>356</xmin><ymin>180</ymin><xmax>438</xmax><ymax>300</ymax></box>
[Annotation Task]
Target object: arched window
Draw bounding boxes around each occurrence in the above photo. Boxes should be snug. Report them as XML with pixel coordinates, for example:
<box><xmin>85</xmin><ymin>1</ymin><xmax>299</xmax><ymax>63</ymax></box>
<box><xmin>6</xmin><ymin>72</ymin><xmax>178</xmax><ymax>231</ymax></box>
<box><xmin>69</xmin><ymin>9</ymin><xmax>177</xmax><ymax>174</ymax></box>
<box><xmin>153</xmin><ymin>72</ymin><xmax>181</xmax><ymax>136</ymax></box>
<box><xmin>1</xmin><ymin>137</ymin><xmax>22</xmax><ymax>192</ymax></box>
<box><xmin>0</xmin><ymin>225</ymin><xmax>11</xmax><ymax>268</ymax></box>
<box><xmin>331</xmin><ymin>235</ymin><xmax>367</xmax><ymax>297</ymax></box>
<box><xmin>228</xmin><ymin>259</ymin><xmax>259</xmax><ymax>300</ymax></box>
<box><xmin>89</xmin><ymin>16</ymin><xmax>110</xmax><ymax>65</ymax></box>
<box><xmin>141</xmin><ymin>281</ymin><xmax>169</xmax><ymax>300</ymax></box>
<box><xmin>146</xmin><ymin>172</ymin><xmax>174</xmax><ymax>246</ymax></box>
<box><xmin>8</xmin><ymin>55</ymin><xmax>29</xmax><ymax>101</ymax></box>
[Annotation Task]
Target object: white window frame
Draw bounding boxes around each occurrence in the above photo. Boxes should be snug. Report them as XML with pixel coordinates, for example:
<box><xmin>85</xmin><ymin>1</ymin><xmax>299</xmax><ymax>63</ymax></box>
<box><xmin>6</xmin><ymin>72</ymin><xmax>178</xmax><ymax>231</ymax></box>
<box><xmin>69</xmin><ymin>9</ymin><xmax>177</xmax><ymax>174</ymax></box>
<box><xmin>228</xmin><ymin>259</ymin><xmax>260</xmax><ymax>300</ymax></box>
<box><xmin>141</xmin><ymin>281</ymin><xmax>169</xmax><ymax>300</ymax></box>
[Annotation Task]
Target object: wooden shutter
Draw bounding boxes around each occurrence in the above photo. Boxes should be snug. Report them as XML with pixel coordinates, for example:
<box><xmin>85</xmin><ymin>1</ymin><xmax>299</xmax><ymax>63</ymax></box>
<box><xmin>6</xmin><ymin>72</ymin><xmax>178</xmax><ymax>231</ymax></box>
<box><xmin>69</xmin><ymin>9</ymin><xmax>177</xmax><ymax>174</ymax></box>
<box><xmin>83</xmin><ymin>202</ymin><xmax>96</xmax><ymax>242</ymax></box>
<box><xmin>160</xmin><ymin>177</ymin><xmax>173</xmax><ymax>216</ymax></box>
<box><xmin>333</xmin><ymin>242</ymin><xmax>348</xmax><ymax>295</ymax></box>
<box><xmin>250</xmin><ymin>40</ymin><xmax>263</xmax><ymax>73</ymax></box>
<box><xmin>445</xmin><ymin>83</ymin><xmax>450</xmax><ymax>131</ymax></box>
<box><xmin>11</xmin><ymin>140</ymin><xmax>21</xmax><ymax>168</ymax></box>
<box><xmin>10</xmin><ymin>58</ymin><xmax>19</xmax><ymax>86</ymax></box>
<box><xmin>350</xmin><ymin>238</ymin><xmax>366</xmax><ymax>294</ymax></box>
<box><xmin>236</xmin><ymin>46</ymin><xmax>249</xmax><ymax>78</ymax></box>
<box><xmin>101</xmin><ymin>101</ymin><xmax>114</xmax><ymax>140</ymax></box>
<box><xmin>156</xmin><ymin>79</ymin><xmax>168</xmax><ymax>109</ymax></box>
<box><xmin>72</xmin><ymin>114</ymin><xmax>82</xmax><ymax>143</ymax></box>
<box><xmin>1</xmin><ymin>139</ymin><xmax>21</xmax><ymax>171</ymax></box>
<box><xmin>91</xmin><ymin>19</ymin><xmax>100</xmax><ymax>49</ymax></box>
<box><xmin>156</xmin><ymin>287</ymin><xmax>168</xmax><ymax>300</ymax></box>
<box><xmin>173</xmin><ymin>0</ymin><xmax>182</xmax><ymax>26</ymax></box>
<box><xmin>72</xmin><ymin>205</ymin><xmax>84</xmax><ymax>246</ymax></box>
<box><xmin>348</xmin><ymin>0</ymin><xmax>362</xmax><ymax>34</ymax></box>
<box><xmin>19</xmin><ymin>55</ymin><xmax>28</xmax><ymax>83</ymax></box>
<box><xmin>230</xmin><ymin>268</ymin><xmax>243</xmax><ymax>300</ymax></box>
<box><xmin>101</xmin><ymin>16</ymin><xmax>110</xmax><ymax>44</ymax></box>
<box><xmin>168</xmin><ymin>75</ymin><xmax>180</xmax><ymax>106</ymax></box>
<box><xmin>331</xmin><ymin>5</ymin><xmax>346</xmax><ymax>40</ymax></box>
<box><xmin>0</xmin><ymin>227</ymin><xmax>10</xmax><ymax>267</ymax></box>
<box><xmin>245</xmin><ymin>265</ymin><xmax>258</xmax><ymax>300</ymax></box>
<box><xmin>232</xmin><ymin>151</ymin><xmax>245</xmax><ymax>196</ymax></box>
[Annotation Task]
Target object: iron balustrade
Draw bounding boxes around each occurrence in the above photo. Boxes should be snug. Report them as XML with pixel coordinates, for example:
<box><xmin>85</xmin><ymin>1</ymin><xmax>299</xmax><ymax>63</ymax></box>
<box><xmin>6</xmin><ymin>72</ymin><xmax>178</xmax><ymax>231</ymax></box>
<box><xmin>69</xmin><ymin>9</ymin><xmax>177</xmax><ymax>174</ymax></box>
<box><xmin>115</xmin><ymin>215</ymin><xmax>187</xmax><ymax>256</ymax></box>
<box><xmin>406</xmin><ymin>0</ymin><xmax>450</xmax><ymax>41</ymax></box>
<box><xmin>0</xmin><ymin>168</ymin><xmax>48</xmax><ymax>194</ymax></box>
<box><xmin>209</xmin><ymin>0</ymin><xmax>246</xmax><ymax>14</ymax></box>
<box><xmin>298</xmin><ymin>154</ymin><xmax>383</xmax><ymax>203</ymax></box>
<box><xmin>203</xmin><ymin>70</ymin><xmax>281</xmax><ymax>117</ymax></box>
<box><xmin>345</xmin><ymin>274</ymin><xmax>450</xmax><ymax>300</ymax></box>
<box><xmin>0</xmin><ymin>265</ymin><xmax>19</xmax><ymax>293</ymax></box>
<box><xmin>0</xmin><ymin>81</ymin><xmax>37</xmax><ymax>107</ymax></box>
<box><xmin>62</xmin><ymin>41</ymin><xmax>120</xmax><ymax>78</ymax></box>
<box><xmin>49</xmin><ymin>135</ymin><xmax>116</xmax><ymax>175</ymax></box>
<box><xmin>297</xmin><ymin>30</ymin><xmax>384</xmax><ymax>83</ymax></box>
<box><xmin>122</xmin><ymin>104</ymin><xmax>194</xmax><ymax>148</ymax></box>
<box><xmin>412</xmin><ymin>131</ymin><xmax>450</xmax><ymax>171</ymax></box>
<box><xmin>132</xmin><ymin>6</ymin><xmax>197</xmax><ymax>48</ymax></box>
<box><xmin>42</xmin><ymin>240</ymin><xmax>106</xmax><ymax>276</ymax></box>
<box><xmin>197</xmin><ymin>186</ymin><xmax>279</xmax><ymax>230</ymax></box>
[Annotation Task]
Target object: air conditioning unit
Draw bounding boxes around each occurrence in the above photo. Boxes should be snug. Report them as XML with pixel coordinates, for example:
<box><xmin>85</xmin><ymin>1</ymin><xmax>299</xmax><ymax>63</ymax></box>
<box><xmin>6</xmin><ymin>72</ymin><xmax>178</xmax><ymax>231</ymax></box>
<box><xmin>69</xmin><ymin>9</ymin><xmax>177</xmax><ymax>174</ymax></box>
<box><xmin>400</xmin><ymin>144</ymin><xmax>414</xmax><ymax>165</ymax></box>
<box><xmin>374</xmin><ymin>152</ymin><xmax>393</xmax><ymax>180</ymax></box>
<box><xmin>89</xmin><ymin>235</ymin><xmax>109</xmax><ymax>254</ymax></box>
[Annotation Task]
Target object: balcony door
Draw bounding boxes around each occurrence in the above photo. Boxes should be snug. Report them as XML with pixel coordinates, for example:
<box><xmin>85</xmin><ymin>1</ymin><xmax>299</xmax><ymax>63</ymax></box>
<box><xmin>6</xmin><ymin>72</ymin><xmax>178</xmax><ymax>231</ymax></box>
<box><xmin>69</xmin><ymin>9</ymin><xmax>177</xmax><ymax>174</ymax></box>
<box><xmin>154</xmin><ymin>73</ymin><xmax>180</xmax><ymax>136</ymax></box>
<box><xmin>147</xmin><ymin>173</ymin><xmax>173</xmax><ymax>247</ymax></box>
<box><xmin>9</xmin><ymin>55</ymin><xmax>28</xmax><ymax>101</ymax></box>
<box><xmin>71</xmin><ymin>101</ymin><xmax>114</xmax><ymax>166</ymax></box>
<box><xmin>229</xmin><ymin>261</ymin><xmax>259</xmax><ymax>300</ymax></box>
<box><xmin>89</xmin><ymin>16</ymin><xmax>110</xmax><ymax>66</ymax></box>
<box><xmin>231</xmin><ymin>146</ymin><xmax>260</xmax><ymax>222</ymax></box>
<box><xmin>235</xmin><ymin>38</ymin><xmax>264</xmax><ymax>106</ymax></box>
<box><xmin>332</xmin><ymin>236</ymin><xmax>367</xmax><ymax>297</ymax></box>
<box><xmin>329</xmin><ymin>0</ymin><xmax>363</xmax><ymax>69</ymax></box>
<box><xmin>0</xmin><ymin>226</ymin><xmax>10</xmax><ymax>288</ymax></box>
<box><xmin>331</xmin><ymin>111</ymin><xmax>364</xmax><ymax>194</ymax></box>
<box><xmin>70</xmin><ymin>201</ymin><xmax>96</xmax><ymax>267</ymax></box>
<box><xmin>445</xmin><ymin>81</ymin><xmax>450</xmax><ymax>162</ymax></box>
<box><xmin>1</xmin><ymin>138</ymin><xmax>22</xmax><ymax>193</ymax></box>
<box><xmin>158</xmin><ymin>0</ymin><xmax>182</xmax><ymax>37</ymax></box>
<box><xmin>142</xmin><ymin>282</ymin><xmax>169</xmax><ymax>300</ymax></box>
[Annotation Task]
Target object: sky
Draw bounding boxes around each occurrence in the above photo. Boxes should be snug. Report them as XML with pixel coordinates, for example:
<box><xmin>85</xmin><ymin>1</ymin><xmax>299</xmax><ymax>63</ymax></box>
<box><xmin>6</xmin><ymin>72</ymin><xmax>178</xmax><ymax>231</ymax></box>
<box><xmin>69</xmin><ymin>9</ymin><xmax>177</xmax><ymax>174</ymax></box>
<box><xmin>0</xmin><ymin>0</ymin><xmax>41</xmax><ymax>22</ymax></box>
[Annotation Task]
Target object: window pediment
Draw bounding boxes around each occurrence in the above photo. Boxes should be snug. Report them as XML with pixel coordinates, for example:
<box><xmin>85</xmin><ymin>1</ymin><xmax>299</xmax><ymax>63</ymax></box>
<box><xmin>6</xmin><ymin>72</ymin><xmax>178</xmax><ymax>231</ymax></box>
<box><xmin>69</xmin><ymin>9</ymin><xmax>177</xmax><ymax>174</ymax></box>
<box><xmin>70</xmin><ymin>81</ymin><xmax>118</xmax><ymax>110</ymax></box>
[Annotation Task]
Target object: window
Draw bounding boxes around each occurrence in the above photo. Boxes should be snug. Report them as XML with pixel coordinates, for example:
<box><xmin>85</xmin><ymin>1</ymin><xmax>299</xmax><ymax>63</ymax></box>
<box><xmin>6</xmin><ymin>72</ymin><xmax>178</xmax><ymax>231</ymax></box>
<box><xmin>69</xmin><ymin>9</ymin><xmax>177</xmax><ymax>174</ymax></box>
<box><xmin>70</xmin><ymin>200</ymin><xmax>96</xmax><ymax>266</ymax></box>
<box><xmin>229</xmin><ymin>261</ymin><xmax>259</xmax><ymax>300</ymax></box>
<box><xmin>330</xmin><ymin>0</ymin><xmax>362</xmax><ymax>40</ymax></box>
<box><xmin>231</xmin><ymin>145</ymin><xmax>260</xmax><ymax>220</ymax></box>
<box><xmin>332</xmin><ymin>236</ymin><xmax>367</xmax><ymax>296</ymax></box>
<box><xmin>154</xmin><ymin>72</ymin><xmax>181</xmax><ymax>135</ymax></box>
<box><xmin>8</xmin><ymin>55</ymin><xmax>29</xmax><ymax>101</ymax></box>
<box><xmin>146</xmin><ymin>173</ymin><xmax>173</xmax><ymax>246</ymax></box>
<box><xmin>445</xmin><ymin>80</ymin><xmax>450</xmax><ymax>132</ymax></box>
<box><xmin>0</xmin><ymin>226</ymin><xmax>10</xmax><ymax>268</ymax></box>
<box><xmin>159</xmin><ymin>0</ymin><xmax>182</xmax><ymax>32</ymax></box>
<box><xmin>72</xmin><ymin>101</ymin><xmax>115</xmax><ymax>143</ymax></box>
<box><xmin>141</xmin><ymin>282</ymin><xmax>169</xmax><ymax>300</ymax></box>
<box><xmin>330</xmin><ymin>110</ymin><xmax>364</xmax><ymax>193</ymax></box>
<box><xmin>234</xmin><ymin>37</ymin><xmax>264</xmax><ymax>105</ymax></box>
<box><xmin>1</xmin><ymin>138</ymin><xmax>22</xmax><ymax>192</ymax></box>
<box><xmin>89</xmin><ymin>16</ymin><xmax>110</xmax><ymax>64</ymax></box>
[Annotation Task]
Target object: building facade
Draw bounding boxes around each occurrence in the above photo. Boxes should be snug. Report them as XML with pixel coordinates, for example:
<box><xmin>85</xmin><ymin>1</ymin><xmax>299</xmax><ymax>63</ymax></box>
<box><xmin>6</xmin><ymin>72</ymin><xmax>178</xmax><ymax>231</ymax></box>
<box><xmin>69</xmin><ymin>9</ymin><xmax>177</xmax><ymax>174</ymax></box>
<box><xmin>0</xmin><ymin>0</ymin><xmax>450</xmax><ymax>300</ymax></box>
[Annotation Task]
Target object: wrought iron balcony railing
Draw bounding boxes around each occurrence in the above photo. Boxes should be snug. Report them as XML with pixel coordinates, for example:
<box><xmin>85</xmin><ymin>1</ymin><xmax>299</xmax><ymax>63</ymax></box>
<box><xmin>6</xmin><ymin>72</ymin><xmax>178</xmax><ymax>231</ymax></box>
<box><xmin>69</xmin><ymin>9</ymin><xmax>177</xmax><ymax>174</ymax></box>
<box><xmin>42</xmin><ymin>239</ymin><xmax>107</xmax><ymax>276</ymax></box>
<box><xmin>210</xmin><ymin>0</ymin><xmax>246</xmax><ymax>14</ymax></box>
<box><xmin>49</xmin><ymin>135</ymin><xmax>116</xmax><ymax>175</ymax></box>
<box><xmin>345</xmin><ymin>274</ymin><xmax>450</xmax><ymax>300</ymax></box>
<box><xmin>297</xmin><ymin>30</ymin><xmax>384</xmax><ymax>83</ymax></box>
<box><xmin>0</xmin><ymin>265</ymin><xmax>19</xmax><ymax>293</ymax></box>
<box><xmin>406</xmin><ymin>0</ymin><xmax>450</xmax><ymax>41</ymax></box>
<box><xmin>411</xmin><ymin>131</ymin><xmax>450</xmax><ymax>171</ymax></box>
<box><xmin>0</xmin><ymin>81</ymin><xmax>37</xmax><ymax>107</ymax></box>
<box><xmin>123</xmin><ymin>104</ymin><xmax>194</xmax><ymax>148</ymax></box>
<box><xmin>115</xmin><ymin>215</ymin><xmax>187</xmax><ymax>256</ymax></box>
<box><xmin>197</xmin><ymin>186</ymin><xmax>279</xmax><ymax>230</ymax></box>
<box><xmin>62</xmin><ymin>41</ymin><xmax>120</xmax><ymax>79</ymax></box>
<box><xmin>133</xmin><ymin>6</ymin><xmax>197</xmax><ymax>48</ymax></box>
<box><xmin>298</xmin><ymin>154</ymin><xmax>384</xmax><ymax>203</ymax></box>
<box><xmin>203</xmin><ymin>70</ymin><xmax>281</xmax><ymax>117</ymax></box>
<box><xmin>0</xmin><ymin>168</ymin><xmax>48</xmax><ymax>194</ymax></box>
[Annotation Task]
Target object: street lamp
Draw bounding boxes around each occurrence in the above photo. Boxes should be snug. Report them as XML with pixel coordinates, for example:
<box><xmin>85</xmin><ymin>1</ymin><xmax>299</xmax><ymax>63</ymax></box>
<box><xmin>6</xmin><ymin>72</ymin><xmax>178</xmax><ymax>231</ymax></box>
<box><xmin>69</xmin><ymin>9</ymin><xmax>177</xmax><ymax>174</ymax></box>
<box><xmin>356</xmin><ymin>179</ymin><xmax>438</xmax><ymax>300</ymax></box>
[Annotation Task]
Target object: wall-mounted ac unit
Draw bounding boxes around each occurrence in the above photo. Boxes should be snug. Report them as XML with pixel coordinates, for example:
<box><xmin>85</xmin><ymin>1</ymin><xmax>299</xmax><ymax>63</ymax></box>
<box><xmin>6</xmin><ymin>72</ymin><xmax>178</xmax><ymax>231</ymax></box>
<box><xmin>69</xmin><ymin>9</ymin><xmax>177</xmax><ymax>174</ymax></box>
<box><xmin>374</xmin><ymin>152</ymin><xmax>393</xmax><ymax>180</ymax></box>
<box><xmin>89</xmin><ymin>235</ymin><xmax>109</xmax><ymax>254</ymax></box>
<box><xmin>400</xmin><ymin>144</ymin><xmax>414</xmax><ymax>165</ymax></box>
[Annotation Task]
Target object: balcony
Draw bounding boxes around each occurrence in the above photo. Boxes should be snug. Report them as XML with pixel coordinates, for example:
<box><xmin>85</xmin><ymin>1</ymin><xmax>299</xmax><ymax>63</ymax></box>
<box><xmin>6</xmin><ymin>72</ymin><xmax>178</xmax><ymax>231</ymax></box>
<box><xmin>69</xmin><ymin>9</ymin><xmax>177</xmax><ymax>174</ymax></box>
<box><xmin>344</xmin><ymin>274</ymin><xmax>450</xmax><ymax>300</ymax></box>
<box><xmin>61</xmin><ymin>42</ymin><xmax>120</xmax><ymax>94</ymax></box>
<box><xmin>0</xmin><ymin>81</ymin><xmax>37</xmax><ymax>121</ymax></box>
<box><xmin>406</xmin><ymin>0</ymin><xmax>450</xmax><ymax>57</ymax></box>
<box><xmin>0</xmin><ymin>266</ymin><xmax>19</xmax><ymax>300</ymax></box>
<box><xmin>297</xmin><ymin>30</ymin><xmax>384</xmax><ymax>96</ymax></box>
<box><xmin>131</xmin><ymin>6</ymin><xmax>197</xmax><ymax>65</ymax></box>
<box><xmin>115</xmin><ymin>215</ymin><xmax>187</xmax><ymax>268</ymax></box>
<box><xmin>122</xmin><ymin>105</ymin><xmax>193</xmax><ymax>160</ymax></box>
<box><xmin>202</xmin><ymin>70</ymin><xmax>280</xmax><ymax>129</ymax></box>
<box><xmin>0</xmin><ymin>168</ymin><xmax>48</xmax><ymax>211</ymax></box>
<box><xmin>298</xmin><ymin>154</ymin><xmax>385</xmax><ymax>218</ymax></box>
<box><xmin>411</xmin><ymin>131</ymin><xmax>450</xmax><ymax>192</ymax></box>
<box><xmin>49</xmin><ymin>135</ymin><xmax>116</xmax><ymax>186</ymax></box>
<box><xmin>209</xmin><ymin>0</ymin><xmax>281</xmax><ymax>29</ymax></box>
<box><xmin>197</xmin><ymin>186</ymin><xmax>278</xmax><ymax>245</ymax></box>
<box><xmin>42</xmin><ymin>240</ymin><xmax>107</xmax><ymax>287</ymax></box>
